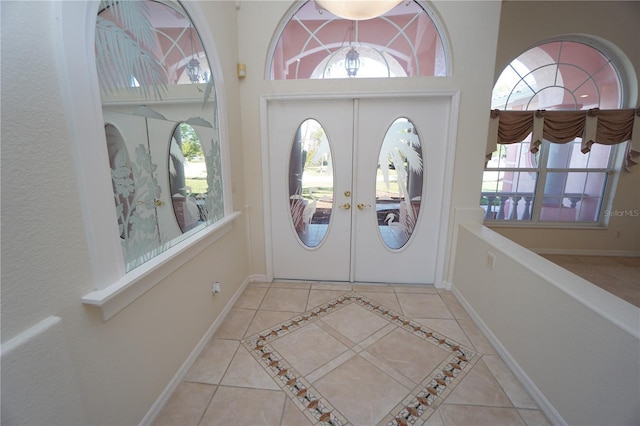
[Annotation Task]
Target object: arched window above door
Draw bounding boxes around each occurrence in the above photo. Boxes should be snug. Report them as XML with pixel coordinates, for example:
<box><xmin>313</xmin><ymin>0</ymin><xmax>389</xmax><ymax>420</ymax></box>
<box><xmin>269</xmin><ymin>0</ymin><xmax>448</xmax><ymax>79</ymax></box>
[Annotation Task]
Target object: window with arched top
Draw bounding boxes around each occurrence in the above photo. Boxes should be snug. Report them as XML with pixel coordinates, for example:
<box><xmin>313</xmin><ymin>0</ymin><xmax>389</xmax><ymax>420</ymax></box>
<box><xmin>482</xmin><ymin>38</ymin><xmax>633</xmax><ymax>225</ymax></box>
<box><xmin>56</xmin><ymin>0</ymin><xmax>236</xmax><ymax>319</ymax></box>
<box><xmin>269</xmin><ymin>0</ymin><xmax>448</xmax><ymax>79</ymax></box>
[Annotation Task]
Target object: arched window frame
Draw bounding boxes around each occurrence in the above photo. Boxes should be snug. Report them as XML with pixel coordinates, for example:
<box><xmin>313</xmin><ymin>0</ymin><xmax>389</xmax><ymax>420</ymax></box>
<box><xmin>265</xmin><ymin>0</ymin><xmax>452</xmax><ymax>80</ymax></box>
<box><xmin>54</xmin><ymin>1</ymin><xmax>237</xmax><ymax>320</ymax></box>
<box><xmin>483</xmin><ymin>35</ymin><xmax>637</xmax><ymax>227</ymax></box>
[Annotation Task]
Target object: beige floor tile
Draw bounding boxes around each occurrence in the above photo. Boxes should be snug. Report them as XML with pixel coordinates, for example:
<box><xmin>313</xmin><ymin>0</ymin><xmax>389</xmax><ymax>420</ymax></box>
<box><xmin>457</xmin><ymin>318</ymin><xmax>496</xmax><ymax>354</ymax></box>
<box><xmin>444</xmin><ymin>358</ymin><xmax>512</xmax><ymax>407</ymax></box>
<box><xmin>220</xmin><ymin>345</ymin><xmax>280</xmax><ymax>390</ymax></box>
<box><xmin>244</xmin><ymin>310</ymin><xmax>300</xmax><ymax>337</ymax></box>
<box><xmin>438</xmin><ymin>404</ymin><xmax>526</xmax><ymax>426</ymax></box>
<box><xmin>158</xmin><ymin>281</ymin><xmax>550</xmax><ymax>425</ymax></box>
<box><xmin>425</xmin><ymin>409</ymin><xmax>445</xmax><ymax>426</ymax></box>
<box><xmin>413</xmin><ymin>318</ymin><xmax>473</xmax><ymax>348</ymax></box>
<box><xmin>259</xmin><ymin>287</ymin><xmax>309</xmax><ymax>312</ymax></box>
<box><xmin>483</xmin><ymin>354</ymin><xmax>538</xmax><ymax>409</ymax></box>
<box><xmin>184</xmin><ymin>338</ymin><xmax>239</xmax><ymax>384</ymax></box>
<box><xmin>271</xmin><ymin>322</ymin><xmax>349</xmax><ymax>375</ymax></box>
<box><xmin>153</xmin><ymin>382</ymin><xmax>215</xmax><ymax>426</ymax></box>
<box><xmin>365</xmin><ymin>327</ymin><xmax>450</xmax><ymax>385</ymax></box>
<box><xmin>307</xmin><ymin>289</ymin><xmax>349</xmax><ymax>310</ymax></box>
<box><xmin>320</xmin><ymin>303</ymin><xmax>390</xmax><ymax>343</ymax></box>
<box><xmin>199</xmin><ymin>386</ymin><xmax>285</xmax><ymax>426</ymax></box>
<box><xmin>518</xmin><ymin>408</ymin><xmax>551</xmax><ymax>425</ymax></box>
<box><xmin>314</xmin><ymin>355</ymin><xmax>410</xmax><ymax>425</ymax></box>
<box><xmin>438</xmin><ymin>291</ymin><xmax>470</xmax><ymax>319</ymax></box>
<box><xmin>357</xmin><ymin>291</ymin><xmax>402</xmax><ymax>312</ymax></box>
<box><xmin>233</xmin><ymin>286</ymin><xmax>268</xmax><ymax>309</ymax></box>
<box><xmin>280</xmin><ymin>397</ymin><xmax>314</xmax><ymax>426</ymax></box>
<box><xmin>248</xmin><ymin>281</ymin><xmax>270</xmax><ymax>288</ymax></box>
<box><xmin>397</xmin><ymin>293</ymin><xmax>454</xmax><ymax>319</ymax></box>
<box><xmin>214</xmin><ymin>308</ymin><xmax>255</xmax><ymax>340</ymax></box>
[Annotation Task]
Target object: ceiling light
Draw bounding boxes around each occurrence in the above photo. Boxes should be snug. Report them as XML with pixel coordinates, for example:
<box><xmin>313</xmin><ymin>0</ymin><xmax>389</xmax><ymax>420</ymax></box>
<box><xmin>316</xmin><ymin>0</ymin><xmax>403</xmax><ymax>20</ymax></box>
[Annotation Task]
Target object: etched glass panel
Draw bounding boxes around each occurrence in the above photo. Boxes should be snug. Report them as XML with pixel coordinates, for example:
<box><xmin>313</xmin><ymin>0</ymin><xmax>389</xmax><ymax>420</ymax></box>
<box><xmin>97</xmin><ymin>0</ymin><xmax>223</xmax><ymax>272</ymax></box>
<box><xmin>288</xmin><ymin>119</ymin><xmax>333</xmax><ymax>248</ymax></box>
<box><xmin>169</xmin><ymin>123</ymin><xmax>207</xmax><ymax>233</ymax></box>
<box><xmin>377</xmin><ymin>118</ymin><xmax>423</xmax><ymax>249</ymax></box>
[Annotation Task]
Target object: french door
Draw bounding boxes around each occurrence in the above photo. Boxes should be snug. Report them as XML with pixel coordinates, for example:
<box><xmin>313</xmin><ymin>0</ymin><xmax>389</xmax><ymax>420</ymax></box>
<box><xmin>266</xmin><ymin>95</ymin><xmax>452</xmax><ymax>284</ymax></box>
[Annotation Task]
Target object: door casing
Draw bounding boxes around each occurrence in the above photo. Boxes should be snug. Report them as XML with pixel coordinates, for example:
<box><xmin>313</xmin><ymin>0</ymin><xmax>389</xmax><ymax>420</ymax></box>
<box><xmin>261</xmin><ymin>91</ymin><xmax>460</xmax><ymax>286</ymax></box>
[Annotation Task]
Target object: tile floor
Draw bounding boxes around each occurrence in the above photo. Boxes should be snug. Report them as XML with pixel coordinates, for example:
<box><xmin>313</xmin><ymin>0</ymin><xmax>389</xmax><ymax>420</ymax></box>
<box><xmin>153</xmin><ymin>282</ymin><xmax>551</xmax><ymax>425</ymax></box>
<box><xmin>541</xmin><ymin>255</ymin><xmax>640</xmax><ymax>308</ymax></box>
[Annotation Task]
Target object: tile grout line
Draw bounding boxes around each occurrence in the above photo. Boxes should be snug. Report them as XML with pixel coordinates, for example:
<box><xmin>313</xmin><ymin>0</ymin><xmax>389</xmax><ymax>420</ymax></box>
<box><xmin>241</xmin><ymin>291</ymin><xmax>478</xmax><ymax>426</ymax></box>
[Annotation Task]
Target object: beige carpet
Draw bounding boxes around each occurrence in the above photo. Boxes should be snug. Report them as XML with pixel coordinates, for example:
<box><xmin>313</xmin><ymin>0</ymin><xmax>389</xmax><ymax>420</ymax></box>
<box><xmin>541</xmin><ymin>255</ymin><xmax>640</xmax><ymax>308</ymax></box>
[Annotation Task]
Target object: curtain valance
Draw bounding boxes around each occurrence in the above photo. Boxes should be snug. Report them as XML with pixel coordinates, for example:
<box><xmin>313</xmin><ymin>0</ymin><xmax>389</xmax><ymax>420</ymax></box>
<box><xmin>487</xmin><ymin>108</ymin><xmax>640</xmax><ymax>170</ymax></box>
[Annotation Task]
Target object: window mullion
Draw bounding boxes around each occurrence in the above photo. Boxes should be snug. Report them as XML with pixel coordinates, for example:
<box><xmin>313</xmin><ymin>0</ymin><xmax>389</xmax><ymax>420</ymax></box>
<box><xmin>530</xmin><ymin>142</ymin><xmax>550</xmax><ymax>222</ymax></box>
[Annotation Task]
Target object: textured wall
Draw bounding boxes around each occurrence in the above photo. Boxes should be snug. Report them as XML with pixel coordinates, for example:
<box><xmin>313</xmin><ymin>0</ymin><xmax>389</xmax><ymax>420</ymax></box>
<box><xmin>0</xmin><ymin>1</ymin><xmax>249</xmax><ymax>424</ymax></box>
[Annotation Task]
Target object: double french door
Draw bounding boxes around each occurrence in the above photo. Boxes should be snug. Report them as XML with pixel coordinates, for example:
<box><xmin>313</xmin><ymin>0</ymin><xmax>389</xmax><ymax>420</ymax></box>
<box><xmin>266</xmin><ymin>95</ymin><xmax>452</xmax><ymax>284</ymax></box>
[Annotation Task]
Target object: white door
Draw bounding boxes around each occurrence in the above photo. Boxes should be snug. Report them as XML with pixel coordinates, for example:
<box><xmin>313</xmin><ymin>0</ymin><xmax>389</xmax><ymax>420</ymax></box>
<box><xmin>267</xmin><ymin>95</ymin><xmax>451</xmax><ymax>284</ymax></box>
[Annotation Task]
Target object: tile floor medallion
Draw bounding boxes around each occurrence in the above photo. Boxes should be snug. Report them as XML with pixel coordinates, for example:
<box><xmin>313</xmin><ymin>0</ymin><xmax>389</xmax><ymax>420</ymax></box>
<box><xmin>241</xmin><ymin>292</ymin><xmax>478</xmax><ymax>425</ymax></box>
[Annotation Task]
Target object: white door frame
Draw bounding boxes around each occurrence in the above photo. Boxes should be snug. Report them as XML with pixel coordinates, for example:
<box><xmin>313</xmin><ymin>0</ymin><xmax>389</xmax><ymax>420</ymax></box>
<box><xmin>260</xmin><ymin>90</ymin><xmax>460</xmax><ymax>286</ymax></box>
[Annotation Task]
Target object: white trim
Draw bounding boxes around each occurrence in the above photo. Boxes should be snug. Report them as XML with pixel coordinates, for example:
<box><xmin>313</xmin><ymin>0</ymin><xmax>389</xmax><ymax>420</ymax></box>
<box><xmin>82</xmin><ymin>212</ymin><xmax>241</xmax><ymax>321</ymax></box>
<box><xmin>139</xmin><ymin>275</ymin><xmax>252</xmax><ymax>426</ymax></box>
<box><xmin>260</xmin><ymin>95</ymin><xmax>275</xmax><ymax>283</ymax></box>
<box><xmin>450</xmin><ymin>284</ymin><xmax>567</xmax><ymax>426</ymax></box>
<box><xmin>434</xmin><ymin>91</ymin><xmax>460</xmax><ymax>287</ymax></box>
<box><xmin>532</xmin><ymin>248</ymin><xmax>640</xmax><ymax>257</ymax></box>
<box><xmin>248</xmin><ymin>273</ymin><xmax>270</xmax><ymax>283</ymax></box>
<box><xmin>54</xmin><ymin>1</ymin><xmax>125</xmax><ymax>288</ymax></box>
<box><xmin>1</xmin><ymin>316</ymin><xmax>61</xmax><ymax>358</ymax></box>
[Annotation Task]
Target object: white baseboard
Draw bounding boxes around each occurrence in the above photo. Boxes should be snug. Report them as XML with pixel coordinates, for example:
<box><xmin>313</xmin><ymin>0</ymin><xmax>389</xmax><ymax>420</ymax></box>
<box><xmin>248</xmin><ymin>273</ymin><xmax>269</xmax><ymax>283</ymax></box>
<box><xmin>435</xmin><ymin>280</ymin><xmax>452</xmax><ymax>290</ymax></box>
<box><xmin>450</xmin><ymin>284</ymin><xmax>567</xmax><ymax>426</ymax></box>
<box><xmin>139</xmin><ymin>275</ymin><xmax>253</xmax><ymax>425</ymax></box>
<box><xmin>533</xmin><ymin>248</ymin><xmax>640</xmax><ymax>257</ymax></box>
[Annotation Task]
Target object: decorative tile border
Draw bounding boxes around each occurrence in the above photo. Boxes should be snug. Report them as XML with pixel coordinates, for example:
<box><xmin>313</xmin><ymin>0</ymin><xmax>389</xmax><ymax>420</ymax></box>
<box><xmin>242</xmin><ymin>292</ymin><xmax>477</xmax><ymax>425</ymax></box>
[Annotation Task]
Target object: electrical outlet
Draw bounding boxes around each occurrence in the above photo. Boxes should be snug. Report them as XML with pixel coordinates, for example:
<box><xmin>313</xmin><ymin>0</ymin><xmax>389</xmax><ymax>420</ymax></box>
<box><xmin>486</xmin><ymin>252</ymin><xmax>496</xmax><ymax>270</ymax></box>
<box><xmin>615</xmin><ymin>230</ymin><xmax>621</xmax><ymax>239</ymax></box>
<box><xmin>212</xmin><ymin>282</ymin><xmax>221</xmax><ymax>293</ymax></box>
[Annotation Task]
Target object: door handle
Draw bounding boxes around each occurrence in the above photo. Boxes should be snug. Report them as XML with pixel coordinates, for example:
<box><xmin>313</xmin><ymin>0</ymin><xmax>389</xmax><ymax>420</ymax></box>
<box><xmin>339</xmin><ymin>203</ymin><xmax>351</xmax><ymax>210</ymax></box>
<box><xmin>357</xmin><ymin>203</ymin><xmax>371</xmax><ymax>210</ymax></box>
<box><xmin>154</xmin><ymin>199</ymin><xmax>165</xmax><ymax>207</ymax></box>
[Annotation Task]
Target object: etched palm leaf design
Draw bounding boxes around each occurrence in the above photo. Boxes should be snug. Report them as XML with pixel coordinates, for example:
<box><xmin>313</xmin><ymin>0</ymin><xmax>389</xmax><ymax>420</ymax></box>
<box><xmin>96</xmin><ymin>0</ymin><xmax>167</xmax><ymax>100</ymax></box>
<box><xmin>111</xmin><ymin>143</ymin><xmax>162</xmax><ymax>271</ymax></box>
<box><xmin>378</xmin><ymin>119</ymin><xmax>423</xmax><ymax>239</ymax></box>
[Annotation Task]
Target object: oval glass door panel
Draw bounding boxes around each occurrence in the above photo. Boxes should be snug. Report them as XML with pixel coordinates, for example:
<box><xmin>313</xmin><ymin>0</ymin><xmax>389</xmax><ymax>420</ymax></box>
<box><xmin>376</xmin><ymin>117</ymin><xmax>423</xmax><ymax>249</ymax></box>
<box><xmin>169</xmin><ymin>123</ymin><xmax>208</xmax><ymax>233</ymax></box>
<box><xmin>288</xmin><ymin>119</ymin><xmax>334</xmax><ymax>248</ymax></box>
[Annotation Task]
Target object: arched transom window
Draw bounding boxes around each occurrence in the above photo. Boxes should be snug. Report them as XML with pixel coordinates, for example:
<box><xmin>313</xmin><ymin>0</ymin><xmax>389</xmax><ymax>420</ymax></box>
<box><xmin>270</xmin><ymin>0</ymin><xmax>447</xmax><ymax>79</ymax></box>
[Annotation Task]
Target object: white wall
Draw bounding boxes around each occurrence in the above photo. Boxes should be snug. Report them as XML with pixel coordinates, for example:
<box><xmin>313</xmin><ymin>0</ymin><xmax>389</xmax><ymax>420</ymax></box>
<box><xmin>452</xmin><ymin>222</ymin><xmax>640</xmax><ymax>425</ymax></box>
<box><xmin>489</xmin><ymin>1</ymin><xmax>640</xmax><ymax>255</ymax></box>
<box><xmin>0</xmin><ymin>1</ymin><xmax>249</xmax><ymax>424</ymax></box>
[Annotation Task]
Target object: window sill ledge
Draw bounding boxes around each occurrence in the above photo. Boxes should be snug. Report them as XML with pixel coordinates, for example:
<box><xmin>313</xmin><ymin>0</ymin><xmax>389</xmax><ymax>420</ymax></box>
<box><xmin>82</xmin><ymin>211</ymin><xmax>241</xmax><ymax>321</ymax></box>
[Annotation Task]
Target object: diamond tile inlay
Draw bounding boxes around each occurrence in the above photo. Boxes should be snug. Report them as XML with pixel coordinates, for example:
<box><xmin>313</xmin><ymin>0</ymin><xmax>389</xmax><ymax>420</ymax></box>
<box><xmin>241</xmin><ymin>292</ymin><xmax>477</xmax><ymax>425</ymax></box>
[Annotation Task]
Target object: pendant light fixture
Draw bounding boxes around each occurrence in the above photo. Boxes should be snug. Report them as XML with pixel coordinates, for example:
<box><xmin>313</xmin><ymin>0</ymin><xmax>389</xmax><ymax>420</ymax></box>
<box><xmin>344</xmin><ymin>21</ymin><xmax>359</xmax><ymax>77</ymax></box>
<box><xmin>186</xmin><ymin>24</ymin><xmax>202</xmax><ymax>83</ymax></box>
<box><xmin>316</xmin><ymin>0</ymin><xmax>403</xmax><ymax>20</ymax></box>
